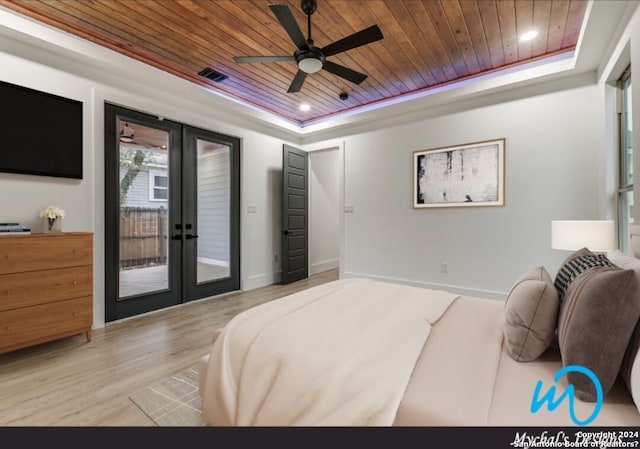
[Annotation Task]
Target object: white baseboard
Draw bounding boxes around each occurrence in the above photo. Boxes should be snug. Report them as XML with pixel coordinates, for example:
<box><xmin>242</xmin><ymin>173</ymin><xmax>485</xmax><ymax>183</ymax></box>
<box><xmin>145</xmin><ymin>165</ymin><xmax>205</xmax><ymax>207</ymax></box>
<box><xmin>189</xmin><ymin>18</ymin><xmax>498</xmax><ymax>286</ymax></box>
<box><xmin>243</xmin><ymin>271</ymin><xmax>282</xmax><ymax>291</ymax></box>
<box><xmin>310</xmin><ymin>259</ymin><xmax>339</xmax><ymax>275</ymax></box>
<box><xmin>243</xmin><ymin>260</ymin><xmax>338</xmax><ymax>291</ymax></box>
<box><xmin>342</xmin><ymin>271</ymin><xmax>507</xmax><ymax>301</ymax></box>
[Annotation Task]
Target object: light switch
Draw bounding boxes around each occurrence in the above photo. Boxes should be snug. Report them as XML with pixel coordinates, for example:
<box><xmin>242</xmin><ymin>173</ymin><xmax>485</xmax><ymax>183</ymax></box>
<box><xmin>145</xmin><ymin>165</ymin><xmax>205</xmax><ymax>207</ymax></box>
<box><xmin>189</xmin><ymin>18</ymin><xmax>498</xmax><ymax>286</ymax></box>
<box><xmin>248</xmin><ymin>204</ymin><xmax>257</xmax><ymax>213</ymax></box>
<box><xmin>344</xmin><ymin>204</ymin><xmax>354</xmax><ymax>213</ymax></box>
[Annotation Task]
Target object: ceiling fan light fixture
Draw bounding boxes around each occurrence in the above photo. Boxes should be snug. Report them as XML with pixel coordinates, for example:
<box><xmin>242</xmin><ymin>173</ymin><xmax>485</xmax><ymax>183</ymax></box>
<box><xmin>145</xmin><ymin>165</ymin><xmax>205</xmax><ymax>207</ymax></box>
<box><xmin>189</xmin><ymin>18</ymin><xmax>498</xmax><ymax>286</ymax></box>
<box><xmin>233</xmin><ymin>0</ymin><xmax>383</xmax><ymax>93</ymax></box>
<box><xmin>120</xmin><ymin>123</ymin><xmax>134</xmax><ymax>142</ymax></box>
<box><xmin>298</xmin><ymin>55</ymin><xmax>323</xmax><ymax>74</ymax></box>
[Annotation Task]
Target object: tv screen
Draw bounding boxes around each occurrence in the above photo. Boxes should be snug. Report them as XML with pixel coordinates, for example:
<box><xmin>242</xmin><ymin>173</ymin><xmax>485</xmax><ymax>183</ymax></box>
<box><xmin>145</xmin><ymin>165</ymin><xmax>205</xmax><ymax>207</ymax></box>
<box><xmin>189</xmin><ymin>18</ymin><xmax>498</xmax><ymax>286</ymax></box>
<box><xmin>0</xmin><ymin>80</ymin><xmax>83</xmax><ymax>179</ymax></box>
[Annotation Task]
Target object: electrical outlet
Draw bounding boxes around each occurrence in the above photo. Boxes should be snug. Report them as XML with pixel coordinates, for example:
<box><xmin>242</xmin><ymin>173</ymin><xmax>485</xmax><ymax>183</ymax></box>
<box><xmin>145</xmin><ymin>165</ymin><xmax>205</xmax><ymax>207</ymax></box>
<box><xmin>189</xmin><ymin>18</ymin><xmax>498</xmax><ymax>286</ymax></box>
<box><xmin>441</xmin><ymin>262</ymin><xmax>448</xmax><ymax>274</ymax></box>
<box><xmin>344</xmin><ymin>204</ymin><xmax>354</xmax><ymax>213</ymax></box>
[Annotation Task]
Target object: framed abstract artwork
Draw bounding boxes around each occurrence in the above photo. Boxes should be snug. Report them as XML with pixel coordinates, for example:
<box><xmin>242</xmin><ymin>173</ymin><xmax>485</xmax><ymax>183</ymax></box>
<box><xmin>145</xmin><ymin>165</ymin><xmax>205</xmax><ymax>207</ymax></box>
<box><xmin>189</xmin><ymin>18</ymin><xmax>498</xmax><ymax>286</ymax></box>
<box><xmin>413</xmin><ymin>138</ymin><xmax>505</xmax><ymax>208</ymax></box>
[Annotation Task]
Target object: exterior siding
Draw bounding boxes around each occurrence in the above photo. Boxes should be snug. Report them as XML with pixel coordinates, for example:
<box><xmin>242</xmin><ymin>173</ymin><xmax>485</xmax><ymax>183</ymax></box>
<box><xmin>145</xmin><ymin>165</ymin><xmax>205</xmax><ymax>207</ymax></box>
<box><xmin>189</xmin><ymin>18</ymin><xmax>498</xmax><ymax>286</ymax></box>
<box><xmin>119</xmin><ymin>167</ymin><xmax>168</xmax><ymax>209</ymax></box>
<box><xmin>197</xmin><ymin>148</ymin><xmax>230</xmax><ymax>265</ymax></box>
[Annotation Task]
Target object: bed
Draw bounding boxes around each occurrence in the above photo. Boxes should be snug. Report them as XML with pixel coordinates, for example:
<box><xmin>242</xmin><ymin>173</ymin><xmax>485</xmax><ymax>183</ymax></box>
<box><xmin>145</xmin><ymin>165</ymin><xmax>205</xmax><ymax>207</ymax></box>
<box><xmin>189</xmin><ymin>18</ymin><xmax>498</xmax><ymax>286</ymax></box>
<box><xmin>198</xmin><ymin>228</ymin><xmax>640</xmax><ymax>427</ymax></box>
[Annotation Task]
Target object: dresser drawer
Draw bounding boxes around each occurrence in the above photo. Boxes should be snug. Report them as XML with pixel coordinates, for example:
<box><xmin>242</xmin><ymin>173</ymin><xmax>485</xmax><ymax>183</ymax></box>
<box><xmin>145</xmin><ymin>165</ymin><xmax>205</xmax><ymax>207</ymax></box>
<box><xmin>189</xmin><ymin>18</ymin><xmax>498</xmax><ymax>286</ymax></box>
<box><xmin>0</xmin><ymin>296</ymin><xmax>92</xmax><ymax>352</ymax></box>
<box><xmin>0</xmin><ymin>265</ymin><xmax>92</xmax><ymax>312</ymax></box>
<box><xmin>0</xmin><ymin>233</ymin><xmax>92</xmax><ymax>275</ymax></box>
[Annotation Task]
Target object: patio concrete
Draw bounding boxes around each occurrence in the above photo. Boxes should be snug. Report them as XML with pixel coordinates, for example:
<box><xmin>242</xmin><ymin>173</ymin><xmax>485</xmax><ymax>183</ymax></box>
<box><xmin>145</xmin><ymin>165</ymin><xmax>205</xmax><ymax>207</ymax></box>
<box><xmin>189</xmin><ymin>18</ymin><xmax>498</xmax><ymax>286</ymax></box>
<box><xmin>119</xmin><ymin>262</ymin><xmax>230</xmax><ymax>298</ymax></box>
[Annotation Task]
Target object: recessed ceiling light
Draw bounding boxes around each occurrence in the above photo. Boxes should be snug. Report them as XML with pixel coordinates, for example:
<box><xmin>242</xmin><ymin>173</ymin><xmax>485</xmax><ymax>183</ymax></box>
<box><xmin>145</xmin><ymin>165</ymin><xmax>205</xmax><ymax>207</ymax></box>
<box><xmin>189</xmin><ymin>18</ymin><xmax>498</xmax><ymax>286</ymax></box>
<box><xmin>299</xmin><ymin>103</ymin><xmax>311</xmax><ymax>112</ymax></box>
<box><xmin>520</xmin><ymin>30</ymin><xmax>538</xmax><ymax>41</ymax></box>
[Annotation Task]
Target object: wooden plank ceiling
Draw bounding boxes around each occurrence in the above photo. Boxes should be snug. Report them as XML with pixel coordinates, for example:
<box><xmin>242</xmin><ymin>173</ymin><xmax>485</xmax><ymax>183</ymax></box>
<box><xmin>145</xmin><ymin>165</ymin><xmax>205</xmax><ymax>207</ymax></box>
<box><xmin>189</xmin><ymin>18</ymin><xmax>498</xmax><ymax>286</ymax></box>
<box><xmin>0</xmin><ymin>0</ymin><xmax>588</xmax><ymax>126</ymax></box>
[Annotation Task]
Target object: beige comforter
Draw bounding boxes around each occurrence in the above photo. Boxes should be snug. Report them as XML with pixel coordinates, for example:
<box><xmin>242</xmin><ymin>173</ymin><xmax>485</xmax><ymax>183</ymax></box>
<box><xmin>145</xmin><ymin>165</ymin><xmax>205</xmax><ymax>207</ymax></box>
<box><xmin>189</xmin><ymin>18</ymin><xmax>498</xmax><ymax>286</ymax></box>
<box><xmin>200</xmin><ymin>278</ymin><xmax>459</xmax><ymax>426</ymax></box>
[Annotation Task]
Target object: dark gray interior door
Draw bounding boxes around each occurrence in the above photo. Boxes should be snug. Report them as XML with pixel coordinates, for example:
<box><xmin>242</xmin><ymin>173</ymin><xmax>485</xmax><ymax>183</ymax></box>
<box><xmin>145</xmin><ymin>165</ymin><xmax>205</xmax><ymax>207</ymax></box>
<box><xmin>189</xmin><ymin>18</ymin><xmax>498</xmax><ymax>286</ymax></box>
<box><xmin>281</xmin><ymin>144</ymin><xmax>308</xmax><ymax>285</ymax></box>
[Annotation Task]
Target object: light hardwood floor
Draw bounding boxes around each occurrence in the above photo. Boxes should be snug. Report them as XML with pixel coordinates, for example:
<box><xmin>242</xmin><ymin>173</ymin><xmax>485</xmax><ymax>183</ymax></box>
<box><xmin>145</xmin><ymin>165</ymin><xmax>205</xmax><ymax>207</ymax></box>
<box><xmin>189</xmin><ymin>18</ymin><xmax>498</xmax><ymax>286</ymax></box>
<box><xmin>0</xmin><ymin>269</ymin><xmax>339</xmax><ymax>426</ymax></box>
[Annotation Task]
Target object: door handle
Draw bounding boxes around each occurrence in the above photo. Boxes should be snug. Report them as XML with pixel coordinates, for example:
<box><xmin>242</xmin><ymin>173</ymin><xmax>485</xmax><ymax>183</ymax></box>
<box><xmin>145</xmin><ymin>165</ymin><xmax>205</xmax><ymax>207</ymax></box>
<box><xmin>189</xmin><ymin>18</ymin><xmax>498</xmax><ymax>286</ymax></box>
<box><xmin>186</xmin><ymin>234</ymin><xmax>199</xmax><ymax>240</ymax></box>
<box><xmin>283</xmin><ymin>230</ymin><xmax>289</xmax><ymax>235</ymax></box>
<box><xmin>172</xmin><ymin>224</ymin><xmax>182</xmax><ymax>240</ymax></box>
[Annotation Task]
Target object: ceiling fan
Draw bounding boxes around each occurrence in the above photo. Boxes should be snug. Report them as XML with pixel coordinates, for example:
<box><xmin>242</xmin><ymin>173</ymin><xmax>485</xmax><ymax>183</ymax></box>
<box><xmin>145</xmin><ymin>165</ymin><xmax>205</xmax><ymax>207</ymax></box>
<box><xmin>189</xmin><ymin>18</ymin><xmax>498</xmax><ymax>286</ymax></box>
<box><xmin>233</xmin><ymin>0</ymin><xmax>384</xmax><ymax>93</ymax></box>
<box><xmin>119</xmin><ymin>123</ymin><xmax>166</xmax><ymax>149</ymax></box>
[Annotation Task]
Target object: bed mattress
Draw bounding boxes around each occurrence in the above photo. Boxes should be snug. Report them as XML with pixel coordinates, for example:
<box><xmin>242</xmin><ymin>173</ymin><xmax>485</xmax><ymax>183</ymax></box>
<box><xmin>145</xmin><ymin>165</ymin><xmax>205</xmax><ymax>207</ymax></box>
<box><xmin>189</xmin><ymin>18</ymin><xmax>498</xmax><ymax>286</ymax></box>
<box><xmin>394</xmin><ymin>295</ymin><xmax>640</xmax><ymax>426</ymax></box>
<box><xmin>199</xmin><ymin>279</ymin><xmax>640</xmax><ymax>426</ymax></box>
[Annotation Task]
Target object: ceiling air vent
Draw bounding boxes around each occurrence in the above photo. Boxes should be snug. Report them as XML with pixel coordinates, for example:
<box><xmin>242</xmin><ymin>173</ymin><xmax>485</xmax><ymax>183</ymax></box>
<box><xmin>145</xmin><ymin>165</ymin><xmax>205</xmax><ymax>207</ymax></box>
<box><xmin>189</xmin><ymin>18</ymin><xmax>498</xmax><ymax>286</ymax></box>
<box><xmin>198</xmin><ymin>67</ymin><xmax>228</xmax><ymax>83</ymax></box>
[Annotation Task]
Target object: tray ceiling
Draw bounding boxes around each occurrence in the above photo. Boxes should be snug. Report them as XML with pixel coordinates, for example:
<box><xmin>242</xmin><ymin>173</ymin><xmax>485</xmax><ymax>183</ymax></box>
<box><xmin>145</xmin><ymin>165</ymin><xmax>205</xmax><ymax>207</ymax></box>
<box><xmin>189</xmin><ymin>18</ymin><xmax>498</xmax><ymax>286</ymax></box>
<box><xmin>0</xmin><ymin>0</ymin><xmax>588</xmax><ymax>126</ymax></box>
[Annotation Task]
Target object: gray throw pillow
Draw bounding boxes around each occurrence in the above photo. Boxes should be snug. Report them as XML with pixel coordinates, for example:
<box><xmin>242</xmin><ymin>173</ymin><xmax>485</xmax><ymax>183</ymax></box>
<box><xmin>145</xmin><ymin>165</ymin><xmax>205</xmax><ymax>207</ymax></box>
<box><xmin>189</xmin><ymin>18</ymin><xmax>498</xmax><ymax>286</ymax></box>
<box><xmin>554</xmin><ymin>248</ymin><xmax>614</xmax><ymax>301</ymax></box>
<box><xmin>557</xmin><ymin>261</ymin><xmax>640</xmax><ymax>402</ymax></box>
<box><xmin>504</xmin><ymin>266</ymin><xmax>559</xmax><ymax>362</ymax></box>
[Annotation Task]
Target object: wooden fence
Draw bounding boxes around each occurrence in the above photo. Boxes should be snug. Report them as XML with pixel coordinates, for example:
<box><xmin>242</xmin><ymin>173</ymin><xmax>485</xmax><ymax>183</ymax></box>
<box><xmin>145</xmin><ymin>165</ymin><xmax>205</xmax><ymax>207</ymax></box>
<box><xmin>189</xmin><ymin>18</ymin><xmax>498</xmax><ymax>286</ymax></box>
<box><xmin>119</xmin><ymin>207</ymin><xmax>168</xmax><ymax>269</ymax></box>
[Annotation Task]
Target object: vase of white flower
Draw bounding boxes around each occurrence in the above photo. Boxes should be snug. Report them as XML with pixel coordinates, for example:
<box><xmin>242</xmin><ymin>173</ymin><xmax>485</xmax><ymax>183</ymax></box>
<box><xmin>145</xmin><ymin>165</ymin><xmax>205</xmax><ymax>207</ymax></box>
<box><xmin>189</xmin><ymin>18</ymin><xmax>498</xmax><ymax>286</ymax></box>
<box><xmin>39</xmin><ymin>205</ymin><xmax>65</xmax><ymax>233</ymax></box>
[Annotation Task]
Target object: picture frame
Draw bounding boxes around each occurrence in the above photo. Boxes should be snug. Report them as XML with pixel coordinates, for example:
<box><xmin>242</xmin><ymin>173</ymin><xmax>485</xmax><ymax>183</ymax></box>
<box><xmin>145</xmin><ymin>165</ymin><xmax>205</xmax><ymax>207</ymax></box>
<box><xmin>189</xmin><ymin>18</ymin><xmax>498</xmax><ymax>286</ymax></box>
<box><xmin>413</xmin><ymin>138</ymin><xmax>505</xmax><ymax>208</ymax></box>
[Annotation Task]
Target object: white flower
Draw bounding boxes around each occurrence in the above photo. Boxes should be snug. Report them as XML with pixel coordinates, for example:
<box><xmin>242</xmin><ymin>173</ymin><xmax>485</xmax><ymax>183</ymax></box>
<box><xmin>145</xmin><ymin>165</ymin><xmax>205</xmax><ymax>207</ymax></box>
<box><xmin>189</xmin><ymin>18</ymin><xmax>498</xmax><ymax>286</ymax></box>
<box><xmin>39</xmin><ymin>205</ymin><xmax>66</xmax><ymax>220</ymax></box>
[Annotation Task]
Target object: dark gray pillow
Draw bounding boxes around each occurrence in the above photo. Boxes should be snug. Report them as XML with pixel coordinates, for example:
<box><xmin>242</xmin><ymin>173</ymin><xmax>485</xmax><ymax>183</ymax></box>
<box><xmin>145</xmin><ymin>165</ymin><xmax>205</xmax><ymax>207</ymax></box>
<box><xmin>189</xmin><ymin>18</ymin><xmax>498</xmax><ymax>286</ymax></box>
<box><xmin>504</xmin><ymin>266</ymin><xmax>559</xmax><ymax>362</ymax></box>
<box><xmin>557</xmin><ymin>263</ymin><xmax>640</xmax><ymax>402</ymax></box>
<box><xmin>554</xmin><ymin>248</ymin><xmax>614</xmax><ymax>301</ymax></box>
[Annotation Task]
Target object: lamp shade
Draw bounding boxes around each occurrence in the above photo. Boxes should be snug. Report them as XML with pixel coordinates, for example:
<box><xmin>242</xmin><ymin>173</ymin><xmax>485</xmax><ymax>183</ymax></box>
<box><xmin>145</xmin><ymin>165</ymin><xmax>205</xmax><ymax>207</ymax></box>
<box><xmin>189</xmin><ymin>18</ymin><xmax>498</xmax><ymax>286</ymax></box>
<box><xmin>551</xmin><ymin>220</ymin><xmax>616</xmax><ymax>251</ymax></box>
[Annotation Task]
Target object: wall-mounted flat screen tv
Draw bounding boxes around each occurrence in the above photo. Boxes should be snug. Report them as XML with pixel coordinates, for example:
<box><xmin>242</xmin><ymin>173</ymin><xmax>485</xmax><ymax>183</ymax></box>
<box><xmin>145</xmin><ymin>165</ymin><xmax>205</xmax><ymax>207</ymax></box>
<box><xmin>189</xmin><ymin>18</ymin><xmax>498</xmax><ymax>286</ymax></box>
<box><xmin>0</xmin><ymin>80</ymin><xmax>83</xmax><ymax>179</ymax></box>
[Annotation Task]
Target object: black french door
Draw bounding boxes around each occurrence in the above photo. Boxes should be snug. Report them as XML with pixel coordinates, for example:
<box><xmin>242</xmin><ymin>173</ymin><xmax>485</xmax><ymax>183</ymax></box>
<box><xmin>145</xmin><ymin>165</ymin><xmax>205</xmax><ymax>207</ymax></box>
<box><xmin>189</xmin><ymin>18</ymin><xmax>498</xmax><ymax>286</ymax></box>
<box><xmin>281</xmin><ymin>144</ymin><xmax>308</xmax><ymax>284</ymax></box>
<box><xmin>105</xmin><ymin>104</ymin><xmax>240</xmax><ymax>322</ymax></box>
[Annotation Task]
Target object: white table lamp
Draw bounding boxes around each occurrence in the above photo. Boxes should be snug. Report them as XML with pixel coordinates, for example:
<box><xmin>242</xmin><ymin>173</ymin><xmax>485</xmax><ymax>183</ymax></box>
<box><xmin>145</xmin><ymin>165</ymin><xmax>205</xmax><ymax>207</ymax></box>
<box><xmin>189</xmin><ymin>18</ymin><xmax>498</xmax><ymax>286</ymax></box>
<box><xmin>551</xmin><ymin>220</ymin><xmax>616</xmax><ymax>252</ymax></box>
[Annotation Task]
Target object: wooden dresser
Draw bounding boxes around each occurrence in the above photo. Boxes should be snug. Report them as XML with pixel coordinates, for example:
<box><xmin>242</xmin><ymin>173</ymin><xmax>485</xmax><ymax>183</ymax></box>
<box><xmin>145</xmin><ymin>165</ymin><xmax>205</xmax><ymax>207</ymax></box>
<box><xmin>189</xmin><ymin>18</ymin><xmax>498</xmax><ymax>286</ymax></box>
<box><xmin>0</xmin><ymin>232</ymin><xmax>93</xmax><ymax>353</ymax></box>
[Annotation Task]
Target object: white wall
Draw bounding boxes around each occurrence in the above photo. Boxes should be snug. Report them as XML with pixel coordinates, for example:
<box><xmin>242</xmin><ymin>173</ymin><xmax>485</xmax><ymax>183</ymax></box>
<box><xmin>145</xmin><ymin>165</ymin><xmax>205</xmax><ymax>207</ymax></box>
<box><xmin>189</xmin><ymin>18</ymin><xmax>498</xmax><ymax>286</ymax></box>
<box><xmin>309</xmin><ymin>148</ymin><xmax>340</xmax><ymax>274</ymax></box>
<box><xmin>240</xmin><ymin>133</ymin><xmax>287</xmax><ymax>290</ymax></box>
<box><xmin>0</xmin><ymin>30</ymin><xmax>298</xmax><ymax>328</ymax></box>
<box><xmin>320</xmin><ymin>80</ymin><xmax>603</xmax><ymax>299</ymax></box>
<box><xmin>0</xmin><ymin>51</ymin><xmax>95</xmax><ymax>235</ymax></box>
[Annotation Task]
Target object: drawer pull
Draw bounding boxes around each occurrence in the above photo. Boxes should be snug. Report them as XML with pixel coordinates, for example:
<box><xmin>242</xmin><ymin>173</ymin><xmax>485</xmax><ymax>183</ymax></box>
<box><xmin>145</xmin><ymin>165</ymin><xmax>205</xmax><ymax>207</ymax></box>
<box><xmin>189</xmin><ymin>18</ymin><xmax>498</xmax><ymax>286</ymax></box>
<box><xmin>5</xmin><ymin>290</ymin><xmax>9</xmax><ymax>295</ymax></box>
<box><xmin>73</xmin><ymin>280</ymin><xmax>77</xmax><ymax>285</ymax></box>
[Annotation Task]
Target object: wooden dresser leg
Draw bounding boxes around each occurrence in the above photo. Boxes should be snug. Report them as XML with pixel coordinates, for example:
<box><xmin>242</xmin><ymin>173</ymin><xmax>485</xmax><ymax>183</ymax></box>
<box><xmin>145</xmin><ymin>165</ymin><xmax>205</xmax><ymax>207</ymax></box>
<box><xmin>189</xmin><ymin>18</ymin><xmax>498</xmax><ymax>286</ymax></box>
<box><xmin>86</xmin><ymin>330</ymin><xmax>92</xmax><ymax>343</ymax></box>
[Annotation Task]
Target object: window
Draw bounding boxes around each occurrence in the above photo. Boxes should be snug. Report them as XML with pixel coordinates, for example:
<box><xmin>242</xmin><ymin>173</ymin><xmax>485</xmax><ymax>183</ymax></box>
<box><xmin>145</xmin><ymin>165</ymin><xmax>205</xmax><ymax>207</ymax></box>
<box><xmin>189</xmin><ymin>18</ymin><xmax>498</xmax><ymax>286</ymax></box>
<box><xmin>149</xmin><ymin>170</ymin><xmax>168</xmax><ymax>201</ymax></box>
<box><xmin>618</xmin><ymin>66</ymin><xmax>633</xmax><ymax>251</ymax></box>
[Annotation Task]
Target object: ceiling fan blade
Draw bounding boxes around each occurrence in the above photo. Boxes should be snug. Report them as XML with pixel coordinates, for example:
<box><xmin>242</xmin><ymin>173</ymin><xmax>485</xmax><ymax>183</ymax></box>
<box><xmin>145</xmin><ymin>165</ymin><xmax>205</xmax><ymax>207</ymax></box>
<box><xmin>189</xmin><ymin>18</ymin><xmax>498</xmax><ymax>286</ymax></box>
<box><xmin>287</xmin><ymin>70</ymin><xmax>307</xmax><ymax>93</ymax></box>
<box><xmin>234</xmin><ymin>56</ymin><xmax>294</xmax><ymax>64</ymax></box>
<box><xmin>269</xmin><ymin>4</ymin><xmax>308</xmax><ymax>50</ymax></box>
<box><xmin>323</xmin><ymin>60</ymin><xmax>367</xmax><ymax>85</ymax></box>
<box><xmin>321</xmin><ymin>25</ymin><xmax>384</xmax><ymax>57</ymax></box>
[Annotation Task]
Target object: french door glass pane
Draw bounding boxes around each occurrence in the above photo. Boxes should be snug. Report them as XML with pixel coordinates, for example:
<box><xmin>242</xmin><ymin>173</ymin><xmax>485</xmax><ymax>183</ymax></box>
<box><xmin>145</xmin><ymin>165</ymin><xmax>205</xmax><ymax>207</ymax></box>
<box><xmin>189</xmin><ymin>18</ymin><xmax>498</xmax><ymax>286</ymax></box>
<box><xmin>118</xmin><ymin>121</ymin><xmax>170</xmax><ymax>299</ymax></box>
<box><xmin>620</xmin><ymin>189</ymin><xmax>635</xmax><ymax>253</ymax></box>
<box><xmin>196</xmin><ymin>139</ymin><xmax>231</xmax><ymax>283</ymax></box>
<box><xmin>623</xmin><ymin>74</ymin><xmax>633</xmax><ymax>186</ymax></box>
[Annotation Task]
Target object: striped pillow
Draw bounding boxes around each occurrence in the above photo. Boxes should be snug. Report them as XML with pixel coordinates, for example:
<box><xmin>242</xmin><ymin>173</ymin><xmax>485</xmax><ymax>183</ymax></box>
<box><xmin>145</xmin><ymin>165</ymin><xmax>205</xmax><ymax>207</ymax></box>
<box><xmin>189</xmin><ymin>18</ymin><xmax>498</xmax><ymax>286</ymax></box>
<box><xmin>554</xmin><ymin>249</ymin><xmax>614</xmax><ymax>300</ymax></box>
